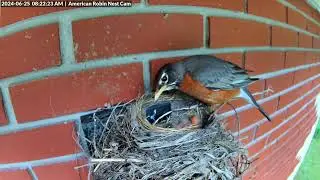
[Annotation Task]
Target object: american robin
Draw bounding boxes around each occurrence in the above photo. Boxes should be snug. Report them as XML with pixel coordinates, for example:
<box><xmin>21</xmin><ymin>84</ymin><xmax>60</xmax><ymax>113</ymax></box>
<box><xmin>154</xmin><ymin>55</ymin><xmax>271</xmax><ymax>121</ymax></box>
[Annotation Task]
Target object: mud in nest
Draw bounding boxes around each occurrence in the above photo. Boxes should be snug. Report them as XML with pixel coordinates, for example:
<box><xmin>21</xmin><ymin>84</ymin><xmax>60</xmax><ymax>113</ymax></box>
<box><xmin>80</xmin><ymin>93</ymin><xmax>250</xmax><ymax>180</ymax></box>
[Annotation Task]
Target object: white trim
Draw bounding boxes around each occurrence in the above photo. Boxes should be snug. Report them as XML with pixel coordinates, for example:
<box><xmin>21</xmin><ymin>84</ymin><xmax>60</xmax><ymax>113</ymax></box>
<box><xmin>288</xmin><ymin>93</ymin><xmax>320</xmax><ymax>180</ymax></box>
<box><xmin>0</xmin><ymin>153</ymin><xmax>86</xmax><ymax>170</ymax></box>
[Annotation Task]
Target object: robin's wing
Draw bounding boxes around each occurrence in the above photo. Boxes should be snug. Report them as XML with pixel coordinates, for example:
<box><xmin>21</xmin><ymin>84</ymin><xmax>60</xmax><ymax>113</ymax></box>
<box><xmin>183</xmin><ymin>55</ymin><xmax>258</xmax><ymax>89</ymax></box>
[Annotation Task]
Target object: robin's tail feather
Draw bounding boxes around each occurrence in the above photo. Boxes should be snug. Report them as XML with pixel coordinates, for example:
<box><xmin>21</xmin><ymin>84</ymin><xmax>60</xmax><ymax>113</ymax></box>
<box><xmin>238</xmin><ymin>87</ymin><xmax>272</xmax><ymax>121</ymax></box>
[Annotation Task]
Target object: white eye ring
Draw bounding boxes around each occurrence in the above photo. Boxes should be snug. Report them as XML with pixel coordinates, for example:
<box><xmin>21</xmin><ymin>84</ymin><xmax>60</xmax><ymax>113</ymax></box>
<box><xmin>160</xmin><ymin>73</ymin><xmax>168</xmax><ymax>83</ymax></box>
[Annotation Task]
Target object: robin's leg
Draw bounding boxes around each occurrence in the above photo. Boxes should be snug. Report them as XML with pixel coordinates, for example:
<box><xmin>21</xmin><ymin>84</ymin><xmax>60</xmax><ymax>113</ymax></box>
<box><xmin>208</xmin><ymin>102</ymin><xmax>228</xmax><ymax>120</ymax></box>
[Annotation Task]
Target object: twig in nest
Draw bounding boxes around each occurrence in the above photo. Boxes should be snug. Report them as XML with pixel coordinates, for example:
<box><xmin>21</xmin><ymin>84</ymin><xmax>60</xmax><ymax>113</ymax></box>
<box><xmin>91</xmin><ymin>158</ymin><xmax>144</xmax><ymax>163</ymax></box>
<box><xmin>226</xmin><ymin>102</ymin><xmax>240</xmax><ymax>139</ymax></box>
<box><xmin>152</xmin><ymin>110</ymin><xmax>172</xmax><ymax>125</ymax></box>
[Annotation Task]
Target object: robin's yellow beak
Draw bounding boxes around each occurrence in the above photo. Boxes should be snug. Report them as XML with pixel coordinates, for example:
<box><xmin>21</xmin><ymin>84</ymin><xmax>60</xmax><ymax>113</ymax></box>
<box><xmin>154</xmin><ymin>85</ymin><xmax>168</xmax><ymax>101</ymax></box>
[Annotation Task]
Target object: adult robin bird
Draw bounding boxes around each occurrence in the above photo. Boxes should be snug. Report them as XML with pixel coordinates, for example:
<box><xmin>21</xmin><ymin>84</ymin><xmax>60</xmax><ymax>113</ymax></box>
<box><xmin>154</xmin><ymin>55</ymin><xmax>271</xmax><ymax>121</ymax></box>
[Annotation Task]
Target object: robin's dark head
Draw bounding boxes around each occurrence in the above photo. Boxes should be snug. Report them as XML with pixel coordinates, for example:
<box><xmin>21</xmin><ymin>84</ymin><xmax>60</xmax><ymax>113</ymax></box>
<box><xmin>154</xmin><ymin>62</ymin><xmax>185</xmax><ymax>100</ymax></box>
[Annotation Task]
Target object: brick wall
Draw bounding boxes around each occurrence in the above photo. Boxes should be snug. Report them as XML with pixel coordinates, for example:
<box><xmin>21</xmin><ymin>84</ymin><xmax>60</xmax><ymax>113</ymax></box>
<box><xmin>0</xmin><ymin>0</ymin><xmax>319</xmax><ymax>179</ymax></box>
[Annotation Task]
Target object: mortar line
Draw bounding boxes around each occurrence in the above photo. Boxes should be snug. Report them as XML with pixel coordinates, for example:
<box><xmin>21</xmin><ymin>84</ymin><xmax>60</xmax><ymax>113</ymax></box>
<box><xmin>243</xmin><ymin>83</ymin><xmax>319</xmax><ymax>133</ymax></box>
<box><xmin>285</xmin><ymin>6</ymin><xmax>289</xmax><ymax>23</ymax></box>
<box><xmin>297</xmin><ymin>32</ymin><xmax>300</xmax><ymax>47</ymax></box>
<box><xmin>254</xmin><ymin>116</ymin><xmax>312</xmax><ymax>177</ymax></box>
<box><xmin>0</xmin><ymin>110</ymin><xmax>88</xmax><ymax>135</ymax></box>
<box><xmin>312</xmin><ymin>37</ymin><xmax>314</xmax><ymax>48</ymax></box>
<box><xmin>0</xmin><ymin>86</ymin><xmax>17</xmax><ymax>125</ymax></box>
<box><xmin>277</xmin><ymin>0</ymin><xmax>320</xmax><ymax>27</ymax></box>
<box><xmin>269</xmin><ymin>26</ymin><xmax>272</xmax><ymax>46</ymax></box>
<box><xmin>59</xmin><ymin>16</ymin><xmax>76</xmax><ymax>64</ymax></box>
<box><xmin>140</xmin><ymin>0</ymin><xmax>148</xmax><ymax>6</ymax></box>
<box><xmin>251</xmin><ymin>62</ymin><xmax>320</xmax><ymax>80</ymax></box>
<box><xmin>244</xmin><ymin>95</ymin><xmax>317</xmax><ymax>148</ymax></box>
<box><xmin>0</xmin><ymin>74</ymin><xmax>318</xmax><ymax>135</ymax></box>
<box><xmin>203</xmin><ymin>15</ymin><xmax>210</xmax><ymax>48</ymax></box>
<box><xmin>27</xmin><ymin>167</ymin><xmax>39</xmax><ymax>180</ymax></box>
<box><xmin>1</xmin><ymin>5</ymin><xmax>319</xmax><ymax>38</ymax></box>
<box><xmin>142</xmin><ymin>59</ymin><xmax>151</xmax><ymax>93</ymax></box>
<box><xmin>0</xmin><ymin>153</ymin><xmax>86</xmax><ymax>170</ymax></box>
<box><xmin>250</xmin><ymin>111</ymin><xmax>315</xmax><ymax>166</ymax></box>
<box><xmin>250</xmin><ymin>110</ymin><xmax>316</xmax><ymax>162</ymax></box>
<box><xmin>0</xmin><ymin>47</ymin><xmax>319</xmax><ymax>86</ymax></box>
<box><xmin>244</xmin><ymin>112</ymin><xmax>316</xmax><ymax>175</ymax></box>
<box><xmin>244</xmin><ymin>0</ymin><xmax>248</xmax><ymax>13</ymax></box>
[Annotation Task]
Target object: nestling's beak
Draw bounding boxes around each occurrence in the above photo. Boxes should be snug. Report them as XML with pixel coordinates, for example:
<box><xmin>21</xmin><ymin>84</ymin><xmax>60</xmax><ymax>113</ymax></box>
<box><xmin>154</xmin><ymin>85</ymin><xmax>169</xmax><ymax>101</ymax></box>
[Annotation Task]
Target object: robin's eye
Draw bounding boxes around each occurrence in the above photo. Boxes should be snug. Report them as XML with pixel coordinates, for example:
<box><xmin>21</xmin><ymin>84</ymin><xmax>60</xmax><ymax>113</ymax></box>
<box><xmin>161</xmin><ymin>74</ymin><xmax>168</xmax><ymax>82</ymax></box>
<box><xmin>161</xmin><ymin>76</ymin><xmax>168</xmax><ymax>82</ymax></box>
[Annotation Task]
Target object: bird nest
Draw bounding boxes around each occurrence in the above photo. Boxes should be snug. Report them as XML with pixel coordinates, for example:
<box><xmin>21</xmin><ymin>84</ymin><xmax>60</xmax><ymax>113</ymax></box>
<box><xmin>79</xmin><ymin>93</ymin><xmax>250</xmax><ymax>180</ymax></box>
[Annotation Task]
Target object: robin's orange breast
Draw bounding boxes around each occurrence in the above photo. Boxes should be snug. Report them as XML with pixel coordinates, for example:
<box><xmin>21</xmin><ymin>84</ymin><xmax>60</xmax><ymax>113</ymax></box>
<box><xmin>179</xmin><ymin>73</ymin><xmax>240</xmax><ymax>105</ymax></box>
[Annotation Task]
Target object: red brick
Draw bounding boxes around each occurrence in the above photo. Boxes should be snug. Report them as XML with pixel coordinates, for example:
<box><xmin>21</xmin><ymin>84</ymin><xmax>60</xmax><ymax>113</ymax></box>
<box><xmin>255</xmin><ymin>110</ymin><xmax>287</xmax><ymax>138</ymax></box>
<box><xmin>76</xmin><ymin>158</ymin><xmax>92</xmax><ymax>180</ymax></box>
<box><xmin>1</xmin><ymin>6</ymin><xmax>70</xmax><ymax>27</ymax></box>
<box><xmin>221</xmin><ymin>115</ymin><xmax>237</xmax><ymax>132</ymax></box>
<box><xmin>269</xmin><ymin>126</ymin><xmax>287</xmax><ymax>145</ymax></box>
<box><xmin>34</xmin><ymin>161</ymin><xmax>82</xmax><ymax>180</ymax></box>
<box><xmin>245</xmin><ymin>52</ymin><xmax>285</xmax><ymax>74</ymax></box>
<box><xmin>309</xmin><ymin>65</ymin><xmax>320</xmax><ymax>79</ymax></box>
<box><xmin>270</xmin><ymin>152</ymin><xmax>298</xmax><ymax>179</ymax></box>
<box><xmin>285</xmin><ymin>52</ymin><xmax>305</xmax><ymax>68</ymax></box>
<box><xmin>304</xmin><ymin>53</ymin><xmax>320</xmax><ymax>82</ymax></box>
<box><xmin>265</xmin><ymin>73</ymin><xmax>294</xmax><ymax>94</ymax></box>
<box><xmin>0</xmin><ymin>94</ymin><xmax>8</xmax><ymax>126</ymax></box>
<box><xmin>274</xmin><ymin>126</ymin><xmax>298</xmax><ymax>148</ymax></box>
<box><xmin>0</xmin><ymin>24</ymin><xmax>61</xmax><ymax>79</ymax></box>
<box><xmin>312</xmin><ymin>12</ymin><xmax>320</xmax><ymax>23</ymax></box>
<box><xmin>248</xmin><ymin>80</ymin><xmax>266</xmax><ymax>100</ymax></box>
<box><xmin>305</xmin><ymin>52</ymin><xmax>320</xmax><ymax>64</ymax></box>
<box><xmin>11</xmin><ymin>63</ymin><xmax>143</xmax><ymax>122</ymax></box>
<box><xmin>242</xmin><ymin>169</ymin><xmax>256</xmax><ymax>180</ymax></box>
<box><xmin>268</xmin><ymin>117</ymin><xmax>298</xmax><ymax>144</ymax></box>
<box><xmin>149</xmin><ymin>0</ymin><xmax>244</xmax><ymax>11</ymax></box>
<box><xmin>210</xmin><ymin>18</ymin><xmax>270</xmax><ymax>48</ymax></box>
<box><xmin>293</xmin><ymin>68</ymin><xmax>313</xmax><ymax>84</ymax></box>
<box><xmin>238</xmin><ymin>129</ymin><xmax>255</xmax><ymax>146</ymax></box>
<box><xmin>0</xmin><ymin>123</ymin><xmax>78</xmax><ymax>163</ymax></box>
<box><xmin>0</xmin><ymin>170</ymin><xmax>32</xmax><ymax>180</ymax></box>
<box><xmin>287</xmin><ymin>0</ymin><xmax>314</xmax><ymax>17</ymax></box>
<box><xmin>307</xmin><ymin>21</ymin><xmax>318</xmax><ymax>35</ymax></box>
<box><xmin>288</xmin><ymin>8</ymin><xmax>307</xmax><ymax>29</ymax></box>
<box><xmin>248</xmin><ymin>138</ymin><xmax>267</xmax><ymax>157</ymax></box>
<box><xmin>253</xmin><ymin>142</ymin><xmax>277</xmax><ymax>165</ymax></box>
<box><xmin>313</xmin><ymin>38</ymin><xmax>320</xmax><ymax>49</ymax></box>
<box><xmin>312</xmin><ymin>78</ymin><xmax>320</xmax><ymax>89</ymax></box>
<box><xmin>298</xmin><ymin>34</ymin><xmax>313</xmax><ymax>48</ymax></box>
<box><xmin>278</xmin><ymin>81</ymin><xmax>312</xmax><ymax>109</ymax></box>
<box><xmin>286</xmin><ymin>99</ymin><xmax>308</xmax><ymax>117</ymax></box>
<box><xmin>73</xmin><ymin>14</ymin><xmax>203</xmax><ymax>61</ymax></box>
<box><xmin>272</xmin><ymin>26</ymin><xmax>298</xmax><ymax>47</ymax></box>
<box><xmin>235</xmin><ymin>98</ymin><xmax>278</xmax><ymax>129</ymax></box>
<box><xmin>248</xmin><ymin>0</ymin><xmax>286</xmax><ymax>22</ymax></box>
